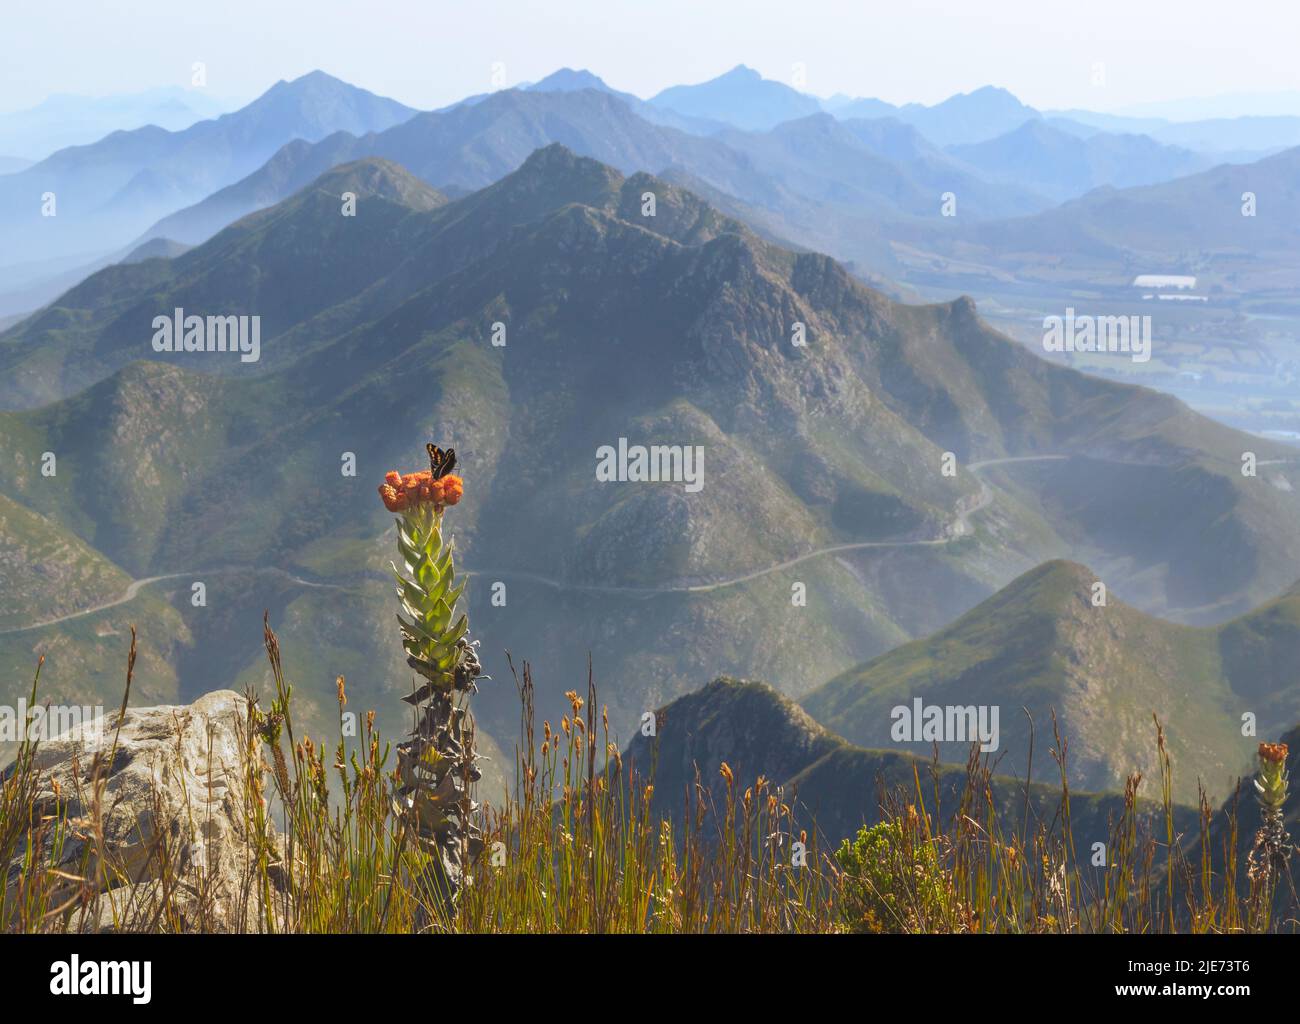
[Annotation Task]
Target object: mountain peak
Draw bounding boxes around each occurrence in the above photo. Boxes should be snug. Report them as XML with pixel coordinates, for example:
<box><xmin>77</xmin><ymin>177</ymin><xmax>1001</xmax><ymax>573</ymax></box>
<box><xmin>512</xmin><ymin>142</ymin><xmax>622</xmax><ymax>188</ymax></box>
<box><xmin>719</xmin><ymin>64</ymin><xmax>763</xmax><ymax>82</ymax></box>
<box><xmin>529</xmin><ymin>68</ymin><xmax>613</xmax><ymax>92</ymax></box>
<box><xmin>518</xmin><ymin>140</ymin><xmax>585</xmax><ymax>167</ymax></box>
<box><xmin>648</xmin><ymin>63</ymin><xmax>818</xmax><ymax>130</ymax></box>
<box><xmin>622</xmin><ymin>676</ymin><xmax>844</xmax><ymax>808</ymax></box>
<box><xmin>241</xmin><ymin>70</ymin><xmax>416</xmax><ymax>127</ymax></box>
<box><xmin>447</xmin><ymin>143</ymin><xmax>628</xmax><ymax>229</ymax></box>
<box><xmin>478</xmin><ymin>145</ymin><xmax>754</xmax><ymax>251</ymax></box>
<box><xmin>972</xmin><ymin>559</ymin><xmax>1110</xmax><ymax>616</ymax></box>
<box><xmin>292</xmin><ymin>69</ymin><xmax>344</xmax><ymax>84</ymax></box>
<box><xmin>122</xmin><ymin>236</ymin><xmax>191</xmax><ymax>263</ymax></box>
<box><xmin>307</xmin><ymin>157</ymin><xmax>446</xmax><ymax>211</ymax></box>
<box><xmin>1014</xmin><ymin>558</ymin><xmax>1103</xmax><ymax>590</ymax></box>
<box><xmin>949</xmin><ymin>294</ymin><xmax>980</xmax><ymax>320</ymax></box>
<box><xmin>969</xmin><ymin>84</ymin><xmax>1018</xmax><ymax>99</ymax></box>
<box><xmin>265</xmin><ymin>69</ymin><xmax>351</xmax><ymax>95</ymax></box>
<box><xmin>946</xmin><ymin>85</ymin><xmax>1029</xmax><ymax>108</ymax></box>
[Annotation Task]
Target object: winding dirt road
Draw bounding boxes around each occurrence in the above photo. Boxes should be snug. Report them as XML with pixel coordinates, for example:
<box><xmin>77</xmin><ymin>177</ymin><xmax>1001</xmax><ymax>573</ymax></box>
<box><xmin>461</xmin><ymin>455</ymin><xmax>1070</xmax><ymax>597</ymax></box>
<box><xmin>0</xmin><ymin>567</ymin><xmax>342</xmax><ymax>636</ymax></box>
<box><xmin>28</xmin><ymin>451</ymin><xmax>1290</xmax><ymax>623</ymax></box>
<box><xmin>6</xmin><ymin>452</ymin><xmax>1292</xmax><ymax>629</ymax></box>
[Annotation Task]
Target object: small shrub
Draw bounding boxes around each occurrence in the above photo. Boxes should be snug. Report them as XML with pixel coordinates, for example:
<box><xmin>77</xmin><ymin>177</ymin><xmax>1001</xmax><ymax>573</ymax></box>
<box><xmin>834</xmin><ymin>817</ymin><xmax>953</xmax><ymax>933</ymax></box>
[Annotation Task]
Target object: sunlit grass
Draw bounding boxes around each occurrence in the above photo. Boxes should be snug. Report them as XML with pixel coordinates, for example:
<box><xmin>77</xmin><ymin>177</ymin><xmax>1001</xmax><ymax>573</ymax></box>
<box><xmin>2</xmin><ymin>626</ymin><xmax>1295</xmax><ymax>933</ymax></box>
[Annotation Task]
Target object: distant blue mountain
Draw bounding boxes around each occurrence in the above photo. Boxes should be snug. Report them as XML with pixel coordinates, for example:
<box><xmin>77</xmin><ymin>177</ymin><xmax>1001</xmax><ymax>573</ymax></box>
<box><xmin>948</xmin><ymin>119</ymin><xmax>1210</xmax><ymax>201</ymax></box>
<box><xmin>526</xmin><ymin>67</ymin><xmax>728</xmax><ymax>134</ymax></box>
<box><xmin>887</xmin><ymin>86</ymin><xmax>1040</xmax><ymax>147</ymax></box>
<box><xmin>824</xmin><ymin>96</ymin><xmax>899</xmax><ymax>120</ymax></box>
<box><xmin>649</xmin><ymin>65</ymin><xmax>822</xmax><ymax>131</ymax></box>
<box><xmin>138</xmin><ymin>86</ymin><xmax>1050</xmax><ymax>266</ymax></box>
<box><xmin>0</xmin><ymin>86</ymin><xmax>234</xmax><ymax>160</ymax></box>
<box><xmin>1046</xmin><ymin>108</ymin><xmax>1296</xmax><ymax>159</ymax></box>
<box><xmin>0</xmin><ymin>71</ymin><xmax>418</xmax><ymax>268</ymax></box>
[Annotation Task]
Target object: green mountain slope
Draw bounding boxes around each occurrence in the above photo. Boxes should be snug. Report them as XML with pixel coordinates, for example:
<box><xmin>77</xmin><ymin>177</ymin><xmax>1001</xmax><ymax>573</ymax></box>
<box><xmin>803</xmin><ymin>560</ymin><xmax>1300</xmax><ymax>801</ymax></box>
<box><xmin>0</xmin><ymin>492</ymin><xmax>132</xmax><ymax>631</ymax></box>
<box><xmin>0</xmin><ymin>159</ymin><xmax>449</xmax><ymax>407</ymax></box>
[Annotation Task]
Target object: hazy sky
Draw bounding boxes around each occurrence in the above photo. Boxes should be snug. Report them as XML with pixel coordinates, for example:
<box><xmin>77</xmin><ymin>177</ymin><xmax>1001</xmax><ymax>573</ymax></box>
<box><xmin>2</xmin><ymin>0</ymin><xmax>1298</xmax><ymax>114</ymax></box>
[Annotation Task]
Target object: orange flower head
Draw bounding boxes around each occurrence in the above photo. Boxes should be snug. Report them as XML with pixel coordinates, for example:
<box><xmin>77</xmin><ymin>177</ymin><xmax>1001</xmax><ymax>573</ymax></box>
<box><xmin>378</xmin><ymin>465</ymin><xmax>464</xmax><ymax>511</ymax></box>
<box><xmin>1259</xmin><ymin>742</ymin><xmax>1289</xmax><ymax>766</ymax></box>
<box><xmin>378</xmin><ymin>483</ymin><xmax>406</xmax><ymax>512</ymax></box>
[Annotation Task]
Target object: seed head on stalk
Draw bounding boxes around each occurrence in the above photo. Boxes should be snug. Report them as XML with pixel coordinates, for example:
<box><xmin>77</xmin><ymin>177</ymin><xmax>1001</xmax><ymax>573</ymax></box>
<box><xmin>379</xmin><ymin>444</ymin><xmax>484</xmax><ymax>910</ymax></box>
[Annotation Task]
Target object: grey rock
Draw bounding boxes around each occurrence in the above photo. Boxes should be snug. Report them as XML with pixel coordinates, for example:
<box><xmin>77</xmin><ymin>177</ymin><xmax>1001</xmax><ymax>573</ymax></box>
<box><xmin>4</xmin><ymin>689</ymin><xmax>279</xmax><ymax>932</ymax></box>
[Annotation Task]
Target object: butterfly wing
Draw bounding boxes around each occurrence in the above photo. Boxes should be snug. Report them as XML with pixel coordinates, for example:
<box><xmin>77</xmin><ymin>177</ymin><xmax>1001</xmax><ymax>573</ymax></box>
<box><xmin>439</xmin><ymin>449</ymin><xmax>456</xmax><ymax>478</ymax></box>
<box><xmin>426</xmin><ymin>443</ymin><xmax>457</xmax><ymax>479</ymax></box>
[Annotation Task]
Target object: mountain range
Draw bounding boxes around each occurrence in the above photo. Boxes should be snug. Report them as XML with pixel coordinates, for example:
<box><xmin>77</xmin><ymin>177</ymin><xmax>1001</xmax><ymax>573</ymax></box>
<box><xmin>117</xmin><ymin>75</ymin><xmax>1268</xmax><ymax>324</ymax></box>
<box><xmin>6</xmin><ymin>64</ymin><xmax>1298</xmax><ymax>333</ymax></box>
<box><xmin>640</xmin><ymin>67</ymin><xmax>1300</xmax><ymax>156</ymax></box>
<box><xmin>1</xmin><ymin>146</ymin><xmax>1297</xmax><ymax>774</ymax></box>
<box><xmin>95</xmin><ymin>73</ymin><xmax>1300</xmax><ymax>335</ymax></box>
<box><xmin>131</xmin><ymin>86</ymin><xmax>1050</xmax><ymax>264</ymax></box>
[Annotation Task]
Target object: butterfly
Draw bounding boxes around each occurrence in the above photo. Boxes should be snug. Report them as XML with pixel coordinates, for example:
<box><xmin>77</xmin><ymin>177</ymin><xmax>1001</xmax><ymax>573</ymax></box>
<box><xmin>426</xmin><ymin>443</ymin><xmax>457</xmax><ymax>479</ymax></box>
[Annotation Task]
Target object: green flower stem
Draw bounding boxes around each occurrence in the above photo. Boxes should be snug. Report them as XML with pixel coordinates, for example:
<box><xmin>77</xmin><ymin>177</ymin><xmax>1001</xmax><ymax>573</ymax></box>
<box><xmin>389</xmin><ymin>499</ymin><xmax>484</xmax><ymax>912</ymax></box>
